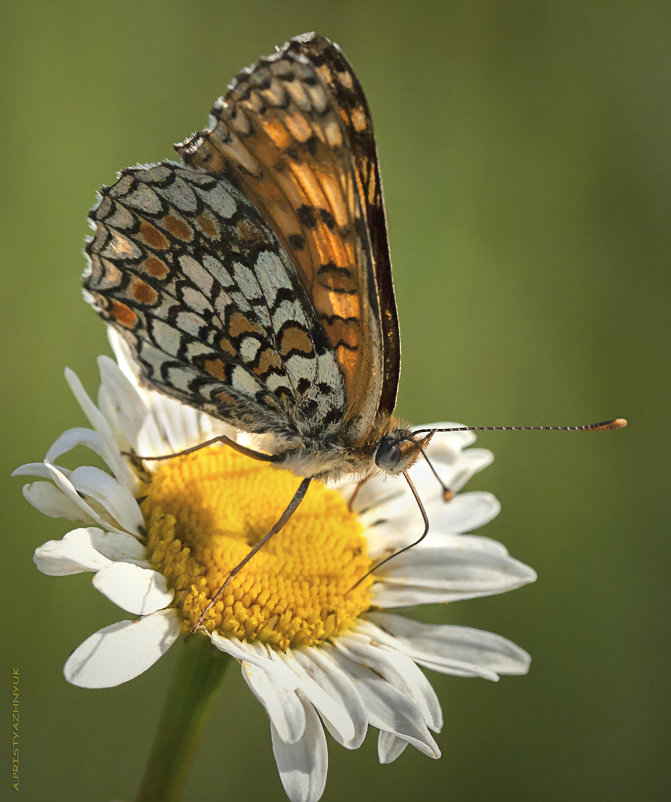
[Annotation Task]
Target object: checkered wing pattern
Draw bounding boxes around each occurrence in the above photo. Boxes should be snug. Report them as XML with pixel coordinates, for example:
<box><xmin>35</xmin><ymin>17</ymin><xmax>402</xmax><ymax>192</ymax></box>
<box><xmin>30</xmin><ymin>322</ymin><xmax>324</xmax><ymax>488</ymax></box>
<box><xmin>84</xmin><ymin>162</ymin><xmax>346</xmax><ymax>438</ymax></box>
<box><xmin>177</xmin><ymin>33</ymin><xmax>400</xmax><ymax>442</ymax></box>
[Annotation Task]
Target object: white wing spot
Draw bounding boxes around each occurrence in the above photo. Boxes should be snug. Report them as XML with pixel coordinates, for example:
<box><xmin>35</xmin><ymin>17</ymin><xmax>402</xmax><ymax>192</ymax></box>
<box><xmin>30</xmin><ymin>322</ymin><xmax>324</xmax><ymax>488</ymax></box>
<box><xmin>196</xmin><ymin>183</ymin><xmax>237</xmax><ymax>219</ymax></box>
<box><xmin>182</xmin><ymin>286</ymin><xmax>213</xmax><ymax>315</ymax></box>
<box><xmin>203</xmin><ymin>254</ymin><xmax>234</xmax><ymax>288</ymax></box>
<box><xmin>179</xmin><ymin>255</ymin><xmax>214</xmax><ymax>295</ymax></box>
<box><xmin>239</xmin><ymin>336</ymin><xmax>261</xmax><ymax>363</ymax></box>
<box><xmin>231</xmin><ymin>365</ymin><xmax>261</xmax><ymax>395</ymax></box>
<box><xmin>166</xmin><ymin>364</ymin><xmax>201</xmax><ymax>393</ymax></box>
<box><xmin>285</xmin><ymin>354</ymin><xmax>316</xmax><ymax>388</ymax></box>
<box><xmin>232</xmin><ymin>261</ymin><xmax>262</xmax><ymax>299</ymax></box>
<box><xmin>255</xmin><ymin>250</ymin><xmax>294</xmax><ymax>307</ymax></box>
<box><xmin>150</xmin><ymin>319</ymin><xmax>181</xmax><ymax>356</ymax></box>
<box><xmin>161</xmin><ymin>177</ymin><xmax>198</xmax><ymax>212</ymax></box>
<box><xmin>272</xmin><ymin>298</ymin><xmax>308</xmax><ymax>330</ymax></box>
<box><xmin>185</xmin><ymin>341</ymin><xmax>213</xmax><ymax>360</ymax></box>
<box><xmin>176</xmin><ymin>311</ymin><xmax>207</xmax><ymax>337</ymax></box>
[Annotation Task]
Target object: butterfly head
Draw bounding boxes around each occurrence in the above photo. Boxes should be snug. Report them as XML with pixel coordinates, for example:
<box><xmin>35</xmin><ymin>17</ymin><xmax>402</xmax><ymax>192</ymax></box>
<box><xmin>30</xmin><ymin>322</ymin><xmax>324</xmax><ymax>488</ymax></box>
<box><xmin>373</xmin><ymin>429</ymin><xmax>435</xmax><ymax>476</ymax></box>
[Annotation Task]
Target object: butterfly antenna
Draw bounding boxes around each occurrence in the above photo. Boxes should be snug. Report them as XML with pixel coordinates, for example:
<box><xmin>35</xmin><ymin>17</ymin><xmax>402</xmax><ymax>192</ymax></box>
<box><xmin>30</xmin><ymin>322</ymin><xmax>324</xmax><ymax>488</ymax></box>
<box><xmin>349</xmin><ymin>471</ymin><xmax>429</xmax><ymax>592</ymax></box>
<box><xmin>402</xmin><ymin>435</ymin><xmax>453</xmax><ymax>501</ymax></box>
<box><xmin>412</xmin><ymin>418</ymin><xmax>628</xmax><ymax>436</ymax></box>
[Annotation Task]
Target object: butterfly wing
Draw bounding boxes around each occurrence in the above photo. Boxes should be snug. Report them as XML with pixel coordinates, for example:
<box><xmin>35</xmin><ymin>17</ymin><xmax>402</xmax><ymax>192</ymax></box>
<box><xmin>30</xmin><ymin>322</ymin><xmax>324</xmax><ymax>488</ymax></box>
<box><xmin>286</xmin><ymin>33</ymin><xmax>400</xmax><ymax>419</ymax></box>
<box><xmin>177</xmin><ymin>33</ymin><xmax>400</xmax><ymax>443</ymax></box>
<box><xmin>84</xmin><ymin>162</ymin><xmax>346</xmax><ymax>440</ymax></box>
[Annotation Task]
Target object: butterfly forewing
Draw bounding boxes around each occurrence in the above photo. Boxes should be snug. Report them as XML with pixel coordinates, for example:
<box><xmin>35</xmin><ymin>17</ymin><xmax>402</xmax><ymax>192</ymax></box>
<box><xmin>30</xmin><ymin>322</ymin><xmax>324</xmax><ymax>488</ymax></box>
<box><xmin>177</xmin><ymin>33</ymin><xmax>400</xmax><ymax>442</ymax></box>
<box><xmin>84</xmin><ymin>162</ymin><xmax>346</xmax><ymax>439</ymax></box>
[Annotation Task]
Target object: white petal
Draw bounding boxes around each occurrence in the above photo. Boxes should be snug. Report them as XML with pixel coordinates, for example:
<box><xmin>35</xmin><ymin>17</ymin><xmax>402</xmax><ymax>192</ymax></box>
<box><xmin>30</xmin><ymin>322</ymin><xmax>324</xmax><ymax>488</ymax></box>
<box><xmin>12</xmin><ymin>462</ymin><xmax>55</xmax><ymax>479</ymax></box>
<box><xmin>108</xmin><ymin>333</ymin><xmax>175</xmax><ymax>459</ymax></box>
<box><xmin>65</xmin><ymin>366</ymin><xmax>115</xmax><ymax>440</ymax></box>
<box><xmin>45</xmin><ymin>427</ymin><xmax>106</xmax><ymax>464</ymax></box>
<box><xmin>363</xmin><ymin>492</ymin><xmax>501</xmax><ymax>560</ymax></box>
<box><xmin>446</xmin><ymin>448</ymin><xmax>494</xmax><ymax>493</ymax></box>
<box><xmin>402</xmin><ymin>452</ymin><xmax>478</xmax><ymax>501</ymax></box>
<box><xmin>147</xmin><ymin>392</ymin><xmax>194</xmax><ymax>454</ymax></box>
<box><xmin>325</xmin><ymin>645</ymin><xmax>440</xmax><ymax>759</ymax></box>
<box><xmin>357</xmin><ymin>486</ymin><xmax>425</xmax><ymax>531</ymax></box>
<box><xmin>165</xmin><ymin>396</ymin><xmax>201</xmax><ymax>447</ymax></box>
<box><xmin>43</xmin><ymin>462</ymin><xmax>127</xmax><ymax>534</ymax></box>
<box><xmin>34</xmin><ymin>527</ymin><xmax>147</xmax><ymax>577</ymax></box>
<box><xmin>428</xmin><ymin>491</ymin><xmax>500</xmax><ymax>533</ymax></box>
<box><xmin>241</xmin><ymin>660</ymin><xmax>306</xmax><ymax>744</ymax></box>
<box><xmin>365</xmin><ymin>612</ymin><xmax>531</xmax><ymax>679</ymax></box>
<box><xmin>292</xmin><ymin>647</ymin><xmax>368</xmax><ymax>749</ymax></box>
<box><xmin>276</xmin><ymin>650</ymin><xmax>356</xmax><ymax>747</ymax></box>
<box><xmin>21</xmin><ymin>480</ymin><xmax>91</xmax><ymax>521</ymax></box>
<box><xmin>210</xmin><ymin>634</ymin><xmax>299</xmax><ymax>689</ymax></box>
<box><xmin>362</xmin><ymin>488</ymin><xmax>498</xmax><ymax>532</ymax></box>
<box><xmin>132</xmin><ymin>387</ymin><xmax>214</xmax><ymax>459</ymax></box>
<box><xmin>371</xmin><ymin>542</ymin><xmax>536</xmax><ymax>607</ymax></box>
<box><xmin>271</xmin><ymin>695</ymin><xmax>328</xmax><ymax>802</ymax></box>
<box><xmin>92</xmin><ymin>563</ymin><xmax>173</xmax><ymax>615</ymax></box>
<box><xmin>109</xmin><ymin>327</ymin><xmax>142</xmax><ymax>385</ymax></box>
<box><xmin>64</xmin><ymin>368</ymin><xmax>138</xmax><ymax>492</ymax></box>
<box><xmin>134</xmin><ymin>424</ymin><xmax>172</xmax><ymax>463</ymax></box>
<box><xmin>85</xmin><ymin>528</ymin><xmax>148</xmax><ymax>563</ymax></box>
<box><xmin>367</xmin><ymin>527</ymin><xmax>509</xmax><ymax>566</ymax></box>
<box><xmin>34</xmin><ymin>527</ymin><xmax>113</xmax><ymax>575</ymax></box>
<box><xmin>96</xmin><ymin>355</ymin><xmax>147</xmax><ymax>450</ymax></box>
<box><xmin>378</xmin><ymin>730</ymin><xmax>409</xmax><ymax>764</ymax></box>
<box><xmin>68</xmin><ymin>466</ymin><xmax>143</xmax><ymax>534</ymax></box>
<box><xmin>337</xmin><ymin>627</ymin><xmax>443</xmax><ymax>731</ymax></box>
<box><xmin>64</xmin><ymin>609</ymin><xmax>180</xmax><ymax>688</ymax></box>
<box><xmin>347</xmin><ymin>472</ymin><xmax>409</xmax><ymax>515</ymax></box>
<box><xmin>100</xmin><ymin>350</ymin><xmax>226</xmax><ymax>464</ymax></box>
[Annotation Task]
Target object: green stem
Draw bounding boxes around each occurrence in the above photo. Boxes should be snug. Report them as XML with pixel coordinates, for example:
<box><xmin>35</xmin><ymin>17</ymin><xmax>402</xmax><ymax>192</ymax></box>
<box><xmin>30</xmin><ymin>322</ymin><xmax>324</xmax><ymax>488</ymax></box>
<box><xmin>135</xmin><ymin>637</ymin><xmax>230</xmax><ymax>802</ymax></box>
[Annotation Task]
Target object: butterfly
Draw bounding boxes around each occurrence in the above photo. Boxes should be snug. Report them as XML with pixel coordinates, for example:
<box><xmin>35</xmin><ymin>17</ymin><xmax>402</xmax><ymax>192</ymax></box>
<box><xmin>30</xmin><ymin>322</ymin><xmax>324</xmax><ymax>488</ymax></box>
<box><xmin>83</xmin><ymin>33</ymin><xmax>625</xmax><ymax>608</ymax></box>
<box><xmin>84</xmin><ymin>33</ymin><xmax>432</xmax><ymax>489</ymax></box>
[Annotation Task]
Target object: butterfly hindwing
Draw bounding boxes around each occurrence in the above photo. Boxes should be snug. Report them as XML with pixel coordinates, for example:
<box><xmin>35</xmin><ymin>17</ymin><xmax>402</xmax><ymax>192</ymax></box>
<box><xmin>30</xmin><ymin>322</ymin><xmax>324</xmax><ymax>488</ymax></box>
<box><xmin>84</xmin><ymin>162</ymin><xmax>346</xmax><ymax>438</ymax></box>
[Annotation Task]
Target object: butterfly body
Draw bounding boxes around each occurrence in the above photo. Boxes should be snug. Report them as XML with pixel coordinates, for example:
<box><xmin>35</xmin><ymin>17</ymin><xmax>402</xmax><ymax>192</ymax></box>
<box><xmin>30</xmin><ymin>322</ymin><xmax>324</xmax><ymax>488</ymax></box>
<box><xmin>84</xmin><ymin>33</ymin><xmax>426</xmax><ymax>483</ymax></box>
<box><xmin>273</xmin><ymin>415</ymin><xmax>425</xmax><ymax>482</ymax></box>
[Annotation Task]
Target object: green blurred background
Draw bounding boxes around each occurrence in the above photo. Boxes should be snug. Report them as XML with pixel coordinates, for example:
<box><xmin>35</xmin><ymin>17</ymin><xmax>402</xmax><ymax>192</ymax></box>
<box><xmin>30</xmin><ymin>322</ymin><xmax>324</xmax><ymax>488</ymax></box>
<box><xmin>3</xmin><ymin>1</ymin><xmax>668</xmax><ymax>800</ymax></box>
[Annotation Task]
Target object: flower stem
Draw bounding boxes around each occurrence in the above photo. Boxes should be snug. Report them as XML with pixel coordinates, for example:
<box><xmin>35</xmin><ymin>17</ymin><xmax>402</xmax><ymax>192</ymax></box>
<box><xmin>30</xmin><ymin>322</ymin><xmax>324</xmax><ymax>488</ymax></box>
<box><xmin>135</xmin><ymin>636</ymin><xmax>230</xmax><ymax>802</ymax></box>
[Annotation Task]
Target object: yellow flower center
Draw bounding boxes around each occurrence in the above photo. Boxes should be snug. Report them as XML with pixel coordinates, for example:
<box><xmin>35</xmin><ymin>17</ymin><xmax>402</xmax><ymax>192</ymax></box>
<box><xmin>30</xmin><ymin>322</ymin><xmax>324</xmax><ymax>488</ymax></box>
<box><xmin>141</xmin><ymin>445</ymin><xmax>374</xmax><ymax>650</ymax></box>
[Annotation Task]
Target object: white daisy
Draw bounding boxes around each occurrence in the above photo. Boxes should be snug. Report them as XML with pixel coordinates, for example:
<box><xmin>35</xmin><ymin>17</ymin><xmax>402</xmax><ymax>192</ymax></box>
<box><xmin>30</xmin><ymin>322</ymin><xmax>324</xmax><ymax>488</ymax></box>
<box><xmin>14</xmin><ymin>331</ymin><xmax>535</xmax><ymax>802</ymax></box>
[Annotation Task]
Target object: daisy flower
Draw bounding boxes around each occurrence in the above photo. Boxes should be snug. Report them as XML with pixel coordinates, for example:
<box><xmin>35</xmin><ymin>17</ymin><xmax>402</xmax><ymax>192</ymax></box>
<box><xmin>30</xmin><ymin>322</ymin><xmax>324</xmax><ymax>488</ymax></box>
<box><xmin>14</xmin><ymin>331</ymin><xmax>535</xmax><ymax>802</ymax></box>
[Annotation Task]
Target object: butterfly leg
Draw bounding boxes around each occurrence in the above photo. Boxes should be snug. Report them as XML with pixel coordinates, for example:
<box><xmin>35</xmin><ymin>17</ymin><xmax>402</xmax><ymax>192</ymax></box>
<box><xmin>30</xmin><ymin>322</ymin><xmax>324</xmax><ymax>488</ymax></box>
<box><xmin>193</xmin><ymin>477</ymin><xmax>312</xmax><ymax>632</ymax></box>
<box><xmin>348</xmin><ymin>470</ymin><xmax>430</xmax><ymax>592</ymax></box>
<box><xmin>347</xmin><ymin>475</ymin><xmax>372</xmax><ymax>512</ymax></box>
<box><xmin>124</xmin><ymin>435</ymin><xmax>281</xmax><ymax>464</ymax></box>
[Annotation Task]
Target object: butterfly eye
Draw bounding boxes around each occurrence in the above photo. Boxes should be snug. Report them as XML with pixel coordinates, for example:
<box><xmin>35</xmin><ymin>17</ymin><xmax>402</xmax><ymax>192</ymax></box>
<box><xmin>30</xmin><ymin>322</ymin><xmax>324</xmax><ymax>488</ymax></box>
<box><xmin>374</xmin><ymin>438</ymin><xmax>402</xmax><ymax>471</ymax></box>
